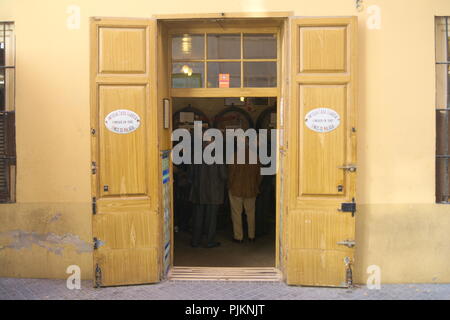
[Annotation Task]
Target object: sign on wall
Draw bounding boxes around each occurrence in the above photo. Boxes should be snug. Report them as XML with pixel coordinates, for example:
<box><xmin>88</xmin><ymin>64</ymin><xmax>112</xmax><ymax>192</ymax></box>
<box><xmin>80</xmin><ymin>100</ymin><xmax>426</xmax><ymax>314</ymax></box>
<box><xmin>104</xmin><ymin>109</ymin><xmax>141</xmax><ymax>134</ymax></box>
<box><xmin>219</xmin><ymin>73</ymin><xmax>230</xmax><ymax>88</ymax></box>
<box><xmin>305</xmin><ymin>108</ymin><xmax>340</xmax><ymax>133</ymax></box>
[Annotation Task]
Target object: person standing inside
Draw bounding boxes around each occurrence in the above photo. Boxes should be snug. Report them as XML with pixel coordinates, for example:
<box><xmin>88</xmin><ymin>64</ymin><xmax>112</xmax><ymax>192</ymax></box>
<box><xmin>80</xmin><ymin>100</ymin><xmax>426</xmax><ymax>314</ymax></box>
<box><xmin>189</xmin><ymin>138</ymin><xmax>227</xmax><ymax>248</ymax></box>
<box><xmin>228</xmin><ymin>144</ymin><xmax>261</xmax><ymax>243</ymax></box>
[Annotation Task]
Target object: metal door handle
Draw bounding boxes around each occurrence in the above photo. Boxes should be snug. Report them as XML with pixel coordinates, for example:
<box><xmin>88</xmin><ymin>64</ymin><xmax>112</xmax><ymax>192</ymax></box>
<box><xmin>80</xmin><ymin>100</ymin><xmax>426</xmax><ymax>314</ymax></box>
<box><xmin>337</xmin><ymin>164</ymin><xmax>357</xmax><ymax>172</ymax></box>
<box><xmin>337</xmin><ymin>240</ymin><xmax>356</xmax><ymax>248</ymax></box>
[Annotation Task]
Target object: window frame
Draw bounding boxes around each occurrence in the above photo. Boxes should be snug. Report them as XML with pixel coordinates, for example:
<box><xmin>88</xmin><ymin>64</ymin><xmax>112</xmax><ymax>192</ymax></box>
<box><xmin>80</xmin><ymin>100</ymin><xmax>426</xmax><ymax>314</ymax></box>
<box><xmin>435</xmin><ymin>17</ymin><xmax>450</xmax><ymax>204</ymax></box>
<box><xmin>168</xmin><ymin>26</ymin><xmax>280</xmax><ymax>98</ymax></box>
<box><xmin>0</xmin><ymin>21</ymin><xmax>16</xmax><ymax>204</ymax></box>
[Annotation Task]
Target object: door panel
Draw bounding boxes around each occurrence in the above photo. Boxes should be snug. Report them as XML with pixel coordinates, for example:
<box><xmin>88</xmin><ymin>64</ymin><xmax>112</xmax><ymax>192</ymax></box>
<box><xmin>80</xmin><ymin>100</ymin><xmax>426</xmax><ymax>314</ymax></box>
<box><xmin>94</xmin><ymin>207</ymin><xmax>159</xmax><ymax>249</ymax></box>
<box><xmin>286</xmin><ymin>17</ymin><xmax>357</xmax><ymax>287</ymax></box>
<box><xmin>96</xmin><ymin>248</ymin><xmax>159</xmax><ymax>285</ymax></box>
<box><xmin>299</xmin><ymin>85</ymin><xmax>346</xmax><ymax>196</ymax></box>
<box><xmin>98</xmin><ymin>85</ymin><xmax>148</xmax><ymax>197</ymax></box>
<box><xmin>99</xmin><ymin>27</ymin><xmax>147</xmax><ymax>74</ymax></box>
<box><xmin>299</xmin><ymin>27</ymin><xmax>347</xmax><ymax>73</ymax></box>
<box><xmin>91</xmin><ymin>18</ymin><xmax>160</xmax><ymax>287</ymax></box>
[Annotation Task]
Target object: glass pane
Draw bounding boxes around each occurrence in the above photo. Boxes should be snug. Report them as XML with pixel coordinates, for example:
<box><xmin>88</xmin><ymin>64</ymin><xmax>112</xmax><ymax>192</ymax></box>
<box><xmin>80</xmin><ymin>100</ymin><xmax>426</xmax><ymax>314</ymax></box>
<box><xmin>244</xmin><ymin>62</ymin><xmax>277</xmax><ymax>87</ymax></box>
<box><xmin>207</xmin><ymin>34</ymin><xmax>240</xmax><ymax>59</ymax></box>
<box><xmin>0</xmin><ymin>69</ymin><xmax>4</xmax><ymax>110</ymax></box>
<box><xmin>243</xmin><ymin>34</ymin><xmax>277</xmax><ymax>59</ymax></box>
<box><xmin>172</xmin><ymin>34</ymin><xmax>204</xmax><ymax>60</ymax></box>
<box><xmin>0</xmin><ymin>23</ymin><xmax>15</xmax><ymax>67</ymax></box>
<box><xmin>172</xmin><ymin>62</ymin><xmax>204</xmax><ymax>88</ymax></box>
<box><xmin>4</xmin><ymin>68</ymin><xmax>14</xmax><ymax>112</ymax></box>
<box><xmin>436</xmin><ymin>158</ymin><xmax>450</xmax><ymax>203</ymax></box>
<box><xmin>207</xmin><ymin>62</ymin><xmax>240</xmax><ymax>88</ymax></box>
<box><xmin>437</xmin><ymin>110</ymin><xmax>450</xmax><ymax>156</ymax></box>
<box><xmin>447</xmin><ymin>18</ymin><xmax>450</xmax><ymax>62</ymax></box>
<box><xmin>0</xmin><ymin>42</ymin><xmax>4</xmax><ymax>67</ymax></box>
<box><xmin>436</xmin><ymin>64</ymin><xmax>450</xmax><ymax>108</ymax></box>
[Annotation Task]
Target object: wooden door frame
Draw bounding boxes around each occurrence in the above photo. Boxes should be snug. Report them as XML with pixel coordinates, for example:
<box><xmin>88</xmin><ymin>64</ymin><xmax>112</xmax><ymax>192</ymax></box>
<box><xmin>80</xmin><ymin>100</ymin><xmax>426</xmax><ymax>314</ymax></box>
<box><xmin>155</xmin><ymin>12</ymin><xmax>292</xmax><ymax>280</ymax></box>
<box><xmin>89</xmin><ymin>13</ymin><xmax>360</xmax><ymax>286</ymax></box>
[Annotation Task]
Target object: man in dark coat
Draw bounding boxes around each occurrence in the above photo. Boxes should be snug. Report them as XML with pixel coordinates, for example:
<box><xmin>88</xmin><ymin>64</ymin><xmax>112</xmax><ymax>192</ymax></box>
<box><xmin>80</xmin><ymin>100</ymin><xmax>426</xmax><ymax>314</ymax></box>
<box><xmin>188</xmin><ymin>145</ymin><xmax>227</xmax><ymax>248</ymax></box>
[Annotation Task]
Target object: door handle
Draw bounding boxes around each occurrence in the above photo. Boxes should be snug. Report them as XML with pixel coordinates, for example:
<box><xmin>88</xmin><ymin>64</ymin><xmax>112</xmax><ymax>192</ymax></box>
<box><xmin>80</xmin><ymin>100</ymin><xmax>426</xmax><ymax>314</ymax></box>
<box><xmin>337</xmin><ymin>240</ymin><xmax>356</xmax><ymax>248</ymax></box>
<box><xmin>337</xmin><ymin>164</ymin><xmax>357</xmax><ymax>172</ymax></box>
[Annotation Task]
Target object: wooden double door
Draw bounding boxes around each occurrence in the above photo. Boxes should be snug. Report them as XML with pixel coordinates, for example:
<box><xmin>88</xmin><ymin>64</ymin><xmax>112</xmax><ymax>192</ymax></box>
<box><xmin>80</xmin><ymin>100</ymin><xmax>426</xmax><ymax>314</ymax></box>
<box><xmin>90</xmin><ymin>16</ymin><xmax>358</xmax><ymax>287</ymax></box>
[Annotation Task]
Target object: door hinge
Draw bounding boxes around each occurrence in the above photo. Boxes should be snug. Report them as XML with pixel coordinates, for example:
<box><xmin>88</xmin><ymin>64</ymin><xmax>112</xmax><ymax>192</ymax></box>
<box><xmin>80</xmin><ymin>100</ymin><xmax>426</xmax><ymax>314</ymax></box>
<box><xmin>93</xmin><ymin>237</ymin><xmax>105</xmax><ymax>250</ymax></box>
<box><xmin>337</xmin><ymin>164</ymin><xmax>357</xmax><ymax>172</ymax></box>
<box><xmin>338</xmin><ymin>198</ymin><xmax>356</xmax><ymax>217</ymax></box>
<box><xmin>92</xmin><ymin>197</ymin><xmax>97</xmax><ymax>215</ymax></box>
<box><xmin>91</xmin><ymin>161</ymin><xmax>96</xmax><ymax>174</ymax></box>
<box><xmin>344</xmin><ymin>257</ymin><xmax>354</xmax><ymax>288</ymax></box>
<box><xmin>94</xmin><ymin>263</ymin><xmax>102</xmax><ymax>288</ymax></box>
<box><xmin>337</xmin><ymin>239</ymin><xmax>356</xmax><ymax>248</ymax></box>
<box><xmin>93</xmin><ymin>237</ymin><xmax>98</xmax><ymax>249</ymax></box>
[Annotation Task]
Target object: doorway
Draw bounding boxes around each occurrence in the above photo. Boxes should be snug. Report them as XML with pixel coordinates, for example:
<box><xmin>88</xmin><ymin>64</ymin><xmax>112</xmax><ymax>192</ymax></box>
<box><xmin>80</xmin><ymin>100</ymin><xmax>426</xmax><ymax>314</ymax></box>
<box><xmin>162</xmin><ymin>21</ymin><xmax>285</xmax><ymax>278</ymax></box>
<box><xmin>171</xmin><ymin>97</ymin><xmax>277</xmax><ymax>268</ymax></box>
<box><xmin>90</xmin><ymin>14</ymin><xmax>357</xmax><ymax>287</ymax></box>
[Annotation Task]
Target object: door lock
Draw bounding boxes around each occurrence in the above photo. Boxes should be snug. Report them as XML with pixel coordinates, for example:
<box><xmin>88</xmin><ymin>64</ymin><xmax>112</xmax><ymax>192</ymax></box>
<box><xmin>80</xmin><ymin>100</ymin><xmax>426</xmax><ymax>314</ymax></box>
<box><xmin>337</xmin><ymin>164</ymin><xmax>357</xmax><ymax>172</ymax></box>
<box><xmin>337</xmin><ymin>240</ymin><xmax>356</xmax><ymax>248</ymax></box>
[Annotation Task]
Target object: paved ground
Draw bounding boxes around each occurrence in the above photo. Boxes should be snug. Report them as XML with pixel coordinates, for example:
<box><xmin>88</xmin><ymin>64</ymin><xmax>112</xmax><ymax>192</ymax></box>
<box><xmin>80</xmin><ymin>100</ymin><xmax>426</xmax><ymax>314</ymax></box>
<box><xmin>1</xmin><ymin>278</ymin><xmax>450</xmax><ymax>300</ymax></box>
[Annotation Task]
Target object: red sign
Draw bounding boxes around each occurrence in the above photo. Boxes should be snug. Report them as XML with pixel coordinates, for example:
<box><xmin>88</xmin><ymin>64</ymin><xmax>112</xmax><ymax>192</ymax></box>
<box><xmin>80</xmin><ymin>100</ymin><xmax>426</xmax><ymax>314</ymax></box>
<box><xmin>219</xmin><ymin>73</ymin><xmax>230</xmax><ymax>88</ymax></box>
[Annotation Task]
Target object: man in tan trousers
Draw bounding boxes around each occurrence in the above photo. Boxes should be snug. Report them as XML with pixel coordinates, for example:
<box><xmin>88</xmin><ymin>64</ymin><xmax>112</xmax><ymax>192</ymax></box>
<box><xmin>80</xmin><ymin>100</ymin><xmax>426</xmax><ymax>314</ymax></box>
<box><xmin>228</xmin><ymin>156</ymin><xmax>261</xmax><ymax>243</ymax></box>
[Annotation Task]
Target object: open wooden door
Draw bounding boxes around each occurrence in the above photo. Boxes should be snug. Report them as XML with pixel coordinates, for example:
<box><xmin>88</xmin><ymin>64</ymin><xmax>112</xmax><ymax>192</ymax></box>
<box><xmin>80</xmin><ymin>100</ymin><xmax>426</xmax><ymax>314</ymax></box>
<box><xmin>285</xmin><ymin>17</ymin><xmax>357</xmax><ymax>287</ymax></box>
<box><xmin>90</xmin><ymin>18</ymin><xmax>161</xmax><ymax>286</ymax></box>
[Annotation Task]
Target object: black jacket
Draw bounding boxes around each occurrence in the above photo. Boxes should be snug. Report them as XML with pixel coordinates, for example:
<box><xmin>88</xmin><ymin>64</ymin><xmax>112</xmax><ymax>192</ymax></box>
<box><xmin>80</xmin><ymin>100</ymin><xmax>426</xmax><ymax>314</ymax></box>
<box><xmin>188</xmin><ymin>163</ymin><xmax>227</xmax><ymax>205</ymax></box>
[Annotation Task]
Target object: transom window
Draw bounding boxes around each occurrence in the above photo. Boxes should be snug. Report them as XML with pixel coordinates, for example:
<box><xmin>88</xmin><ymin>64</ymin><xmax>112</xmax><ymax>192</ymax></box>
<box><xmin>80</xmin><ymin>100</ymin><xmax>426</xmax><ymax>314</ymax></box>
<box><xmin>171</xmin><ymin>33</ymin><xmax>277</xmax><ymax>89</ymax></box>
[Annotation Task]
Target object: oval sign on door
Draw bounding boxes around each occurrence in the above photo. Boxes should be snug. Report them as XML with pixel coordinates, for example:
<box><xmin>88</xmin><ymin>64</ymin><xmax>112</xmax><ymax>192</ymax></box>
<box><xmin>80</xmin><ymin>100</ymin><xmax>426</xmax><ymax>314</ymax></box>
<box><xmin>104</xmin><ymin>109</ymin><xmax>141</xmax><ymax>134</ymax></box>
<box><xmin>305</xmin><ymin>108</ymin><xmax>340</xmax><ymax>133</ymax></box>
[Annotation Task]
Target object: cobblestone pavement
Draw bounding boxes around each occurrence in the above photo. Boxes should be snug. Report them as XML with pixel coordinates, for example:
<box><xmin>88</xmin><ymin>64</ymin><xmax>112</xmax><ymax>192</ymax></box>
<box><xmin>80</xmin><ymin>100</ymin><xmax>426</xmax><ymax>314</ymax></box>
<box><xmin>1</xmin><ymin>278</ymin><xmax>449</xmax><ymax>300</ymax></box>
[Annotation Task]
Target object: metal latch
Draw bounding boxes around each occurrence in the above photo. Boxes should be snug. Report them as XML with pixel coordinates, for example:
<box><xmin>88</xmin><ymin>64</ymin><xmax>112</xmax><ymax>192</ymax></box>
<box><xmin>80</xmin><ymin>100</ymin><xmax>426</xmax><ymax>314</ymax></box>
<box><xmin>95</xmin><ymin>264</ymin><xmax>102</xmax><ymax>288</ymax></box>
<box><xmin>337</xmin><ymin>240</ymin><xmax>356</xmax><ymax>248</ymax></box>
<box><xmin>91</xmin><ymin>161</ymin><xmax>96</xmax><ymax>174</ymax></box>
<box><xmin>337</xmin><ymin>164</ymin><xmax>357</xmax><ymax>172</ymax></box>
<box><xmin>92</xmin><ymin>197</ymin><xmax>97</xmax><ymax>215</ymax></box>
<box><xmin>338</xmin><ymin>198</ymin><xmax>356</xmax><ymax>217</ymax></box>
<box><xmin>344</xmin><ymin>257</ymin><xmax>354</xmax><ymax>288</ymax></box>
<box><xmin>93</xmin><ymin>237</ymin><xmax>105</xmax><ymax>250</ymax></box>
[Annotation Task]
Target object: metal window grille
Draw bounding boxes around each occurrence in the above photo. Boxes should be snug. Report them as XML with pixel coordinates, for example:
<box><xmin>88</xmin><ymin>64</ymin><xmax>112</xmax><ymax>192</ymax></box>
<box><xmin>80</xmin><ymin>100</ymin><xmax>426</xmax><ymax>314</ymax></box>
<box><xmin>0</xmin><ymin>22</ymin><xmax>15</xmax><ymax>203</ymax></box>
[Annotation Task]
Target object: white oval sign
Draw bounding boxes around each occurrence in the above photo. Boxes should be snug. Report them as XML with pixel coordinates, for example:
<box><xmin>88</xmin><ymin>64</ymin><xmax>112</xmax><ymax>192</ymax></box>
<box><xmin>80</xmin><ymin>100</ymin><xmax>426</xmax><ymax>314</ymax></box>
<box><xmin>305</xmin><ymin>108</ymin><xmax>340</xmax><ymax>133</ymax></box>
<box><xmin>104</xmin><ymin>109</ymin><xmax>141</xmax><ymax>134</ymax></box>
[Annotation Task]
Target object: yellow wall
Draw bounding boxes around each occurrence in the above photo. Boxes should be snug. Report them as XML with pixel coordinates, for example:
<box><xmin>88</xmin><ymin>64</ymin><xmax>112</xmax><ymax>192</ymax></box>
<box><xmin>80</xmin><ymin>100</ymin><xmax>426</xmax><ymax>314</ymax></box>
<box><xmin>1</xmin><ymin>0</ymin><xmax>450</xmax><ymax>283</ymax></box>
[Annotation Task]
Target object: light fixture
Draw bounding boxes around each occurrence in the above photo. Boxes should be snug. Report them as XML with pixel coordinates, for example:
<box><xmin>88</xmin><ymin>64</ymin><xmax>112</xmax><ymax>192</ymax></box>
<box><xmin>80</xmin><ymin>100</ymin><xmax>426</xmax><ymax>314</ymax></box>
<box><xmin>181</xmin><ymin>65</ymin><xmax>189</xmax><ymax>73</ymax></box>
<box><xmin>181</xmin><ymin>34</ymin><xmax>192</xmax><ymax>54</ymax></box>
<box><xmin>181</xmin><ymin>64</ymin><xmax>193</xmax><ymax>76</ymax></box>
